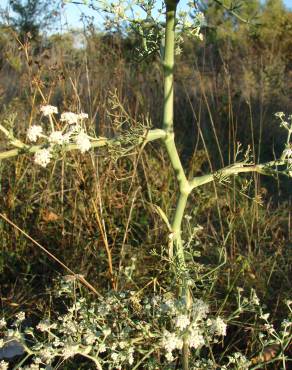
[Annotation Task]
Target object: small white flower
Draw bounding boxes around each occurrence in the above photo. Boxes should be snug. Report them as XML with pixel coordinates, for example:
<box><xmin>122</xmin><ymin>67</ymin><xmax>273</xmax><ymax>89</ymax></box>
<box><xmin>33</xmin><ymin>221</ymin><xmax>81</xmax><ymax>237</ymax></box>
<box><xmin>192</xmin><ymin>299</ymin><xmax>209</xmax><ymax>321</ymax></box>
<box><xmin>76</xmin><ymin>130</ymin><xmax>91</xmax><ymax>153</ymax></box>
<box><xmin>175</xmin><ymin>314</ymin><xmax>190</xmax><ymax>330</ymax></box>
<box><xmin>0</xmin><ymin>360</ymin><xmax>9</xmax><ymax>370</ymax></box>
<box><xmin>34</xmin><ymin>149</ymin><xmax>52</xmax><ymax>167</ymax></box>
<box><xmin>39</xmin><ymin>346</ymin><xmax>54</xmax><ymax>362</ymax></box>
<box><xmin>283</xmin><ymin>147</ymin><xmax>292</xmax><ymax>158</ymax></box>
<box><xmin>260</xmin><ymin>313</ymin><xmax>270</xmax><ymax>321</ymax></box>
<box><xmin>111</xmin><ymin>352</ymin><xmax>119</xmax><ymax>361</ymax></box>
<box><xmin>37</xmin><ymin>320</ymin><xmax>57</xmax><ymax>332</ymax></box>
<box><xmin>208</xmin><ymin>317</ymin><xmax>227</xmax><ymax>336</ymax></box>
<box><xmin>40</xmin><ymin>105</ymin><xmax>58</xmax><ymax>116</ymax></box>
<box><xmin>128</xmin><ymin>347</ymin><xmax>134</xmax><ymax>365</ymax></box>
<box><xmin>115</xmin><ymin>5</ymin><xmax>125</xmax><ymax>18</ymax></box>
<box><xmin>60</xmin><ymin>112</ymin><xmax>80</xmax><ymax>125</ymax></box>
<box><xmin>196</xmin><ymin>11</ymin><xmax>206</xmax><ymax>25</ymax></box>
<box><xmin>264</xmin><ymin>323</ymin><xmax>275</xmax><ymax>334</ymax></box>
<box><xmin>62</xmin><ymin>344</ymin><xmax>79</xmax><ymax>359</ymax></box>
<box><xmin>162</xmin><ymin>330</ymin><xmax>183</xmax><ymax>356</ymax></box>
<box><xmin>251</xmin><ymin>289</ymin><xmax>260</xmax><ymax>306</ymax></box>
<box><xmin>188</xmin><ymin>324</ymin><xmax>205</xmax><ymax>348</ymax></box>
<box><xmin>119</xmin><ymin>341</ymin><xmax>126</xmax><ymax>349</ymax></box>
<box><xmin>103</xmin><ymin>328</ymin><xmax>111</xmax><ymax>336</ymax></box>
<box><xmin>27</xmin><ymin>363</ymin><xmax>40</xmax><ymax>370</ymax></box>
<box><xmin>49</xmin><ymin>131</ymin><xmax>67</xmax><ymax>145</ymax></box>
<box><xmin>34</xmin><ymin>358</ymin><xmax>42</xmax><ymax>365</ymax></box>
<box><xmin>99</xmin><ymin>343</ymin><xmax>106</xmax><ymax>353</ymax></box>
<box><xmin>27</xmin><ymin>125</ymin><xmax>43</xmax><ymax>142</ymax></box>
<box><xmin>78</xmin><ymin>112</ymin><xmax>88</xmax><ymax>120</ymax></box>
<box><xmin>281</xmin><ymin>319</ymin><xmax>292</xmax><ymax>328</ymax></box>
<box><xmin>15</xmin><ymin>311</ymin><xmax>25</xmax><ymax>322</ymax></box>
<box><xmin>83</xmin><ymin>331</ymin><xmax>97</xmax><ymax>345</ymax></box>
<box><xmin>275</xmin><ymin>112</ymin><xmax>285</xmax><ymax>119</ymax></box>
<box><xmin>0</xmin><ymin>318</ymin><xmax>6</xmax><ymax>329</ymax></box>
<box><xmin>165</xmin><ymin>351</ymin><xmax>174</xmax><ymax>362</ymax></box>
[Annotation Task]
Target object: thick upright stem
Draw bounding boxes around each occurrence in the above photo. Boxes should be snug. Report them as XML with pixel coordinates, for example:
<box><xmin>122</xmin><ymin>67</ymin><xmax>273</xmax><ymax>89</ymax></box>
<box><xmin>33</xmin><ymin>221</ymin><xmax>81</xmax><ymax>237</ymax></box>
<box><xmin>163</xmin><ymin>1</ymin><xmax>177</xmax><ymax>134</ymax></box>
<box><xmin>163</xmin><ymin>2</ymin><xmax>190</xmax><ymax>369</ymax></box>
<box><xmin>163</xmin><ymin>0</ymin><xmax>190</xmax><ymax>267</ymax></box>
<box><xmin>171</xmin><ymin>192</ymin><xmax>188</xmax><ymax>264</ymax></box>
<box><xmin>162</xmin><ymin>0</ymin><xmax>190</xmax><ymax>238</ymax></box>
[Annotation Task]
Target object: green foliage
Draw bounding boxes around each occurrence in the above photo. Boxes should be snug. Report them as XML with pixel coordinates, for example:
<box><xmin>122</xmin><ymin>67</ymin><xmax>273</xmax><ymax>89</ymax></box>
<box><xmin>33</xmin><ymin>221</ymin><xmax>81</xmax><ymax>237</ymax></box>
<box><xmin>7</xmin><ymin>0</ymin><xmax>58</xmax><ymax>40</ymax></box>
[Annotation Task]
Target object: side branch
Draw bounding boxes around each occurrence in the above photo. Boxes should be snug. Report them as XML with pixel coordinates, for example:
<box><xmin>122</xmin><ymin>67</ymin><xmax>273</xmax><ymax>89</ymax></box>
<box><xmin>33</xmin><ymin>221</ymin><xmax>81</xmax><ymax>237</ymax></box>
<box><xmin>190</xmin><ymin>160</ymin><xmax>289</xmax><ymax>189</ymax></box>
<box><xmin>0</xmin><ymin>129</ymin><xmax>166</xmax><ymax>161</ymax></box>
<box><xmin>213</xmin><ymin>0</ymin><xmax>250</xmax><ymax>24</ymax></box>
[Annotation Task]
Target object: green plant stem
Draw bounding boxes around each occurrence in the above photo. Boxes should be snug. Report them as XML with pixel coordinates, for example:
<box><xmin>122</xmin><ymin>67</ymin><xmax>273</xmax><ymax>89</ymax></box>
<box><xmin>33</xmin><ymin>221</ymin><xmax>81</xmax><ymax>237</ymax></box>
<box><xmin>162</xmin><ymin>0</ymin><xmax>190</xmax><ymax>261</ymax></box>
<box><xmin>189</xmin><ymin>160</ymin><xmax>288</xmax><ymax>189</ymax></box>
<box><xmin>171</xmin><ymin>192</ymin><xmax>188</xmax><ymax>265</ymax></box>
<box><xmin>163</xmin><ymin>1</ymin><xmax>177</xmax><ymax>133</ymax></box>
<box><xmin>163</xmin><ymin>2</ymin><xmax>190</xmax><ymax>369</ymax></box>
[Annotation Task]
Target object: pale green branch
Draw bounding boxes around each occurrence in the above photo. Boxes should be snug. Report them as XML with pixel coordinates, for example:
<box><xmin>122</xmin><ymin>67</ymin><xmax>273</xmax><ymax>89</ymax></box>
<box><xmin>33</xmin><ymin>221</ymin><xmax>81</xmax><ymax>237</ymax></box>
<box><xmin>0</xmin><ymin>128</ymin><xmax>166</xmax><ymax>161</ymax></box>
<box><xmin>0</xmin><ymin>123</ymin><xmax>27</xmax><ymax>149</ymax></box>
<box><xmin>190</xmin><ymin>160</ymin><xmax>289</xmax><ymax>189</ymax></box>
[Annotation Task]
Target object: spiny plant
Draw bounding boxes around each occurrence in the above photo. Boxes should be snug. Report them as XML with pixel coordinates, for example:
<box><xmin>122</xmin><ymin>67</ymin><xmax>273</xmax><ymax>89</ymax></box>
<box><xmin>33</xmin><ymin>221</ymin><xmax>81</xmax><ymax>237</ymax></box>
<box><xmin>0</xmin><ymin>0</ymin><xmax>291</xmax><ymax>369</ymax></box>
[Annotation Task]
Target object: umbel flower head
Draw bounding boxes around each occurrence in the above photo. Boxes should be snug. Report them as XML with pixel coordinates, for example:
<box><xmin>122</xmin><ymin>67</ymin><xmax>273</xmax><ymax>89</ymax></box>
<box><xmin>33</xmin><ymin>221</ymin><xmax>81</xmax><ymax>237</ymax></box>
<box><xmin>34</xmin><ymin>148</ymin><xmax>52</xmax><ymax>167</ymax></box>
<box><xmin>60</xmin><ymin>112</ymin><xmax>80</xmax><ymax>125</ymax></box>
<box><xmin>40</xmin><ymin>105</ymin><xmax>58</xmax><ymax>116</ymax></box>
<box><xmin>76</xmin><ymin>130</ymin><xmax>91</xmax><ymax>153</ymax></box>
<box><xmin>26</xmin><ymin>107</ymin><xmax>90</xmax><ymax>167</ymax></box>
<box><xmin>27</xmin><ymin>125</ymin><xmax>43</xmax><ymax>142</ymax></box>
<box><xmin>49</xmin><ymin>131</ymin><xmax>66</xmax><ymax>145</ymax></box>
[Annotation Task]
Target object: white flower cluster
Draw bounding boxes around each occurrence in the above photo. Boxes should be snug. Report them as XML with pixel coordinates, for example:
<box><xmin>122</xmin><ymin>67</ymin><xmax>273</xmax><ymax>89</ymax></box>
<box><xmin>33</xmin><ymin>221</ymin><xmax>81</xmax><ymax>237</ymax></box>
<box><xmin>193</xmin><ymin>358</ymin><xmax>217</xmax><ymax>369</ymax></box>
<box><xmin>225</xmin><ymin>352</ymin><xmax>251</xmax><ymax>369</ymax></box>
<box><xmin>15</xmin><ymin>311</ymin><xmax>26</xmax><ymax>324</ymax></box>
<box><xmin>161</xmin><ymin>331</ymin><xmax>183</xmax><ymax>362</ymax></box>
<box><xmin>275</xmin><ymin>112</ymin><xmax>292</xmax><ymax>176</ymax></box>
<box><xmin>207</xmin><ymin>317</ymin><xmax>227</xmax><ymax>337</ymax></box>
<box><xmin>60</xmin><ymin>111</ymin><xmax>88</xmax><ymax>125</ymax></box>
<box><xmin>177</xmin><ymin>9</ymin><xmax>206</xmax><ymax>41</ymax></box>
<box><xmin>27</xmin><ymin>125</ymin><xmax>43</xmax><ymax>142</ymax></box>
<box><xmin>0</xmin><ymin>360</ymin><xmax>9</xmax><ymax>370</ymax></box>
<box><xmin>36</xmin><ymin>320</ymin><xmax>57</xmax><ymax>332</ymax></box>
<box><xmin>40</xmin><ymin>105</ymin><xmax>58</xmax><ymax>116</ymax></box>
<box><xmin>192</xmin><ymin>298</ymin><xmax>209</xmax><ymax>321</ymax></box>
<box><xmin>49</xmin><ymin>130</ymin><xmax>69</xmax><ymax>145</ymax></box>
<box><xmin>175</xmin><ymin>314</ymin><xmax>190</xmax><ymax>330</ymax></box>
<box><xmin>0</xmin><ymin>318</ymin><xmax>6</xmax><ymax>329</ymax></box>
<box><xmin>76</xmin><ymin>130</ymin><xmax>91</xmax><ymax>153</ymax></box>
<box><xmin>2</xmin><ymin>285</ymin><xmax>288</xmax><ymax>369</ymax></box>
<box><xmin>34</xmin><ymin>149</ymin><xmax>52</xmax><ymax>168</ymax></box>
<box><xmin>284</xmin><ymin>147</ymin><xmax>292</xmax><ymax>157</ymax></box>
<box><xmin>160</xmin><ymin>298</ymin><xmax>227</xmax><ymax>362</ymax></box>
<box><xmin>26</xmin><ymin>106</ymin><xmax>91</xmax><ymax>167</ymax></box>
<box><xmin>188</xmin><ymin>324</ymin><xmax>205</xmax><ymax>348</ymax></box>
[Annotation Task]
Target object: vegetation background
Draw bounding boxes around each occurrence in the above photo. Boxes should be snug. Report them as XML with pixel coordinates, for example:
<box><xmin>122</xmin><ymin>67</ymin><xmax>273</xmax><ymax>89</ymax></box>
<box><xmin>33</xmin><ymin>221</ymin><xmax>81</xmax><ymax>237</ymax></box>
<box><xmin>0</xmin><ymin>0</ymin><xmax>291</xmax><ymax>368</ymax></box>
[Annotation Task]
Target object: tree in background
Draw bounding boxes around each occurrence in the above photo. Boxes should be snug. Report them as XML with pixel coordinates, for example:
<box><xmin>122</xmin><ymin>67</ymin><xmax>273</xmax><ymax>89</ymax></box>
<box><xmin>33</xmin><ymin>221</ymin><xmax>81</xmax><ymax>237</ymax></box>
<box><xmin>6</xmin><ymin>0</ymin><xmax>60</xmax><ymax>40</ymax></box>
<box><xmin>198</xmin><ymin>0</ymin><xmax>261</xmax><ymax>41</ymax></box>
